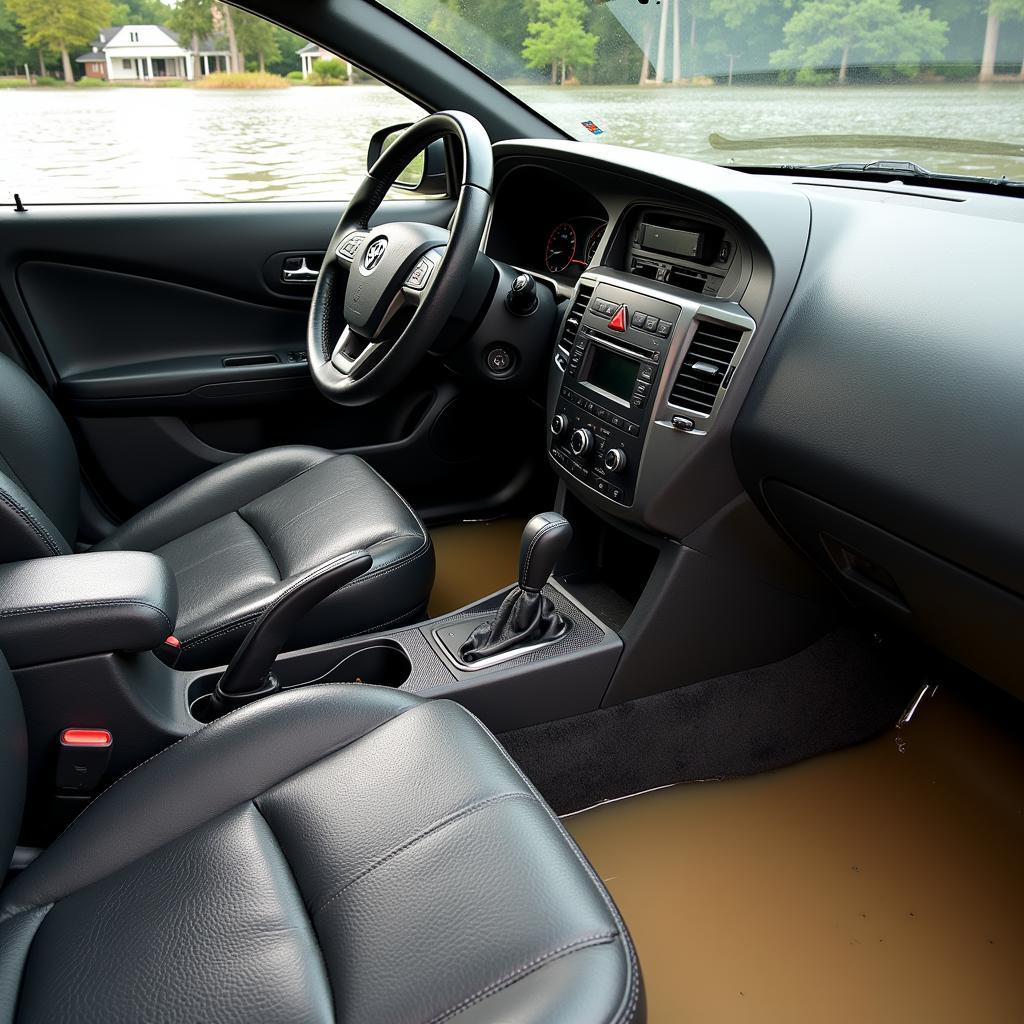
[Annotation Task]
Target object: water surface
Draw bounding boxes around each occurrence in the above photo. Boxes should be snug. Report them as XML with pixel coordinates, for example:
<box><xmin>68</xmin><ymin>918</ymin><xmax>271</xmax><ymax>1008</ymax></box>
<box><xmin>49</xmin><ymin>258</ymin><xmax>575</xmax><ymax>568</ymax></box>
<box><xmin>4</xmin><ymin>83</ymin><xmax>1021</xmax><ymax>203</ymax></box>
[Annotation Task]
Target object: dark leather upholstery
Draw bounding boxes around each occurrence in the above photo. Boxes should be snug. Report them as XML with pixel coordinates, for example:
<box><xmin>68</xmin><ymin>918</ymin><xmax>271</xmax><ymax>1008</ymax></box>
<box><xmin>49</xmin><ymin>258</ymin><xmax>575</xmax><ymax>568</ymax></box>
<box><xmin>0</xmin><ymin>655</ymin><xmax>642</xmax><ymax>1023</ymax></box>
<box><xmin>0</xmin><ymin>551</ymin><xmax>177</xmax><ymax>669</ymax></box>
<box><xmin>95</xmin><ymin>447</ymin><xmax>433</xmax><ymax>668</ymax></box>
<box><xmin>0</xmin><ymin>356</ymin><xmax>78</xmax><ymax>562</ymax></box>
<box><xmin>0</xmin><ymin>354</ymin><xmax>433</xmax><ymax>669</ymax></box>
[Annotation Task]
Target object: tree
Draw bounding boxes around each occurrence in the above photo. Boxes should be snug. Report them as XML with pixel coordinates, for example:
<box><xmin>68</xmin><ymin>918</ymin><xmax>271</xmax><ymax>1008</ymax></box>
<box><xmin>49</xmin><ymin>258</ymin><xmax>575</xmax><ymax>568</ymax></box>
<box><xmin>0</xmin><ymin>0</ymin><xmax>34</xmax><ymax>75</ymax></box>
<box><xmin>771</xmin><ymin>0</ymin><xmax>947</xmax><ymax>84</ymax></box>
<box><xmin>522</xmin><ymin>0</ymin><xmax>597</xmax><ymax>84</ymax></box>
<box><xmin>212</xmin><ymin>1</ymin><xmax>240</xmax><ymax>72</ymax></box>
<box><xmin>167</xmin><ymin>0</ymin><xmax>212</xmax><ymax>80</ymax></box>
<box><xmin>981</xmin><ymin>0</ymin><xmax>1024</xmax><ymax>80</ymax></box>
<box><xmin>8</xmin><ymin>0</ymin><xmax>113</xmax><ymax>81</ymax></box>
<box><xmin>233</xmin><ymin>9</ymin><xmax>280</xmax><ymax>73</ymax></box>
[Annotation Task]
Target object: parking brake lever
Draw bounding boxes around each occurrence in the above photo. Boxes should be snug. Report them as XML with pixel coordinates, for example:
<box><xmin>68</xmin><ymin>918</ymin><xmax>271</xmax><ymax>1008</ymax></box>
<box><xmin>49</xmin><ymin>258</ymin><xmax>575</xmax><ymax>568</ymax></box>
<box><xmin>210</xmin><ymin>549</ymin><xmax>373</xmax><ymax>715</ymax></box>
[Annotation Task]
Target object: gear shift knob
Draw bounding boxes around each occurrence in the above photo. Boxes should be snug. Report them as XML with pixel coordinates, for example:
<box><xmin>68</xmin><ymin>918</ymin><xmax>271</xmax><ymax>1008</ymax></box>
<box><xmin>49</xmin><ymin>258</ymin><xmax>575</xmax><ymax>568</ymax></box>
<box><xmin>518</xmin><ymin>512</ymin><xmax>573</xmax><ymax>593</ymax></box>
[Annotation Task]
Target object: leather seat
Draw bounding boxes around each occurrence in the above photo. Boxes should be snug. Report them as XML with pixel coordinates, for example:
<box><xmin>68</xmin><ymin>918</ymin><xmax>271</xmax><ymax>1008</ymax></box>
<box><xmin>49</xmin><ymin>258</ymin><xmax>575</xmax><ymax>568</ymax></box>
<box><xmin>0</xmin><ymin>656</ymin><xmax>643</xmax><ymax>1023</ymax></box>
<box><xmin>0</xmin><ymin>354</ymin><xmax>433</xmax><ymax>668</ymax></box>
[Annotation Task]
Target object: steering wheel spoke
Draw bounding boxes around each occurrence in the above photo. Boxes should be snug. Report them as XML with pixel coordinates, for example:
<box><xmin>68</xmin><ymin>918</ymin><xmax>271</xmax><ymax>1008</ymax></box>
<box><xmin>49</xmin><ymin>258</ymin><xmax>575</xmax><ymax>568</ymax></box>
<box><xmin>306</xmin><ymin>111</ymin><xmax>493</xmax><ymax>405</ymax></box>
<box><xmin>330</xmin><ymin>326</ymin><xmax>383</xmax><ymax>377</ymax></box>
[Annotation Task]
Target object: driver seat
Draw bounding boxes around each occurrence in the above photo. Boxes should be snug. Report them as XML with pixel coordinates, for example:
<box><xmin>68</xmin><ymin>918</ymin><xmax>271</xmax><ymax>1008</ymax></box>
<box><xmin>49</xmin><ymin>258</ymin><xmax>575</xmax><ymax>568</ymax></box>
<box><xmin>0</xmin><ymin>354</ymin><xmax>434</xmax><ymax>668</ymax></box>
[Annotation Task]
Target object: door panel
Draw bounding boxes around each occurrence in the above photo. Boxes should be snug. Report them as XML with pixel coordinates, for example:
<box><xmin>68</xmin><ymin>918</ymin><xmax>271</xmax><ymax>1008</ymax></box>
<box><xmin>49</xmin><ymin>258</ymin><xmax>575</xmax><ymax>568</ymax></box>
<box><xmin>0</xmin><ymin>198</ymin><xmax>541</xmax><ymax>527</ymax></box>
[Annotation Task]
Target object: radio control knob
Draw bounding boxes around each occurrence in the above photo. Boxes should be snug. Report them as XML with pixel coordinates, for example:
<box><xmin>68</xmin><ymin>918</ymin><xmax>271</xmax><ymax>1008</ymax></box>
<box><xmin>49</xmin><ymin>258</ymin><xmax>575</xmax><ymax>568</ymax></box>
<box><xmin>550</xmin><ymin>414</ymin><xmax>568</xmax><ymax>436</ymax></box>
<box><xmin>603</xmin><ymin>448</ymin><xmax>627</xmax><ymax>473</ymax></box>
<box><xmin>569</xmin><ymin>428</ymin><xmax>593</xmax><ymax>457</ymax></box>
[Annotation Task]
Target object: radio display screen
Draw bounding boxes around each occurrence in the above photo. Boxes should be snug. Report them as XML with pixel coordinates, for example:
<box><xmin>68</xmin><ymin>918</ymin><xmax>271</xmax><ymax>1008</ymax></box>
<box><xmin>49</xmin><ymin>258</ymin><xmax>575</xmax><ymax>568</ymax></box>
<box><xmin>585</xmin><ymin>345</ymin><xmax>639</xmax><ymax>402</ymax></box>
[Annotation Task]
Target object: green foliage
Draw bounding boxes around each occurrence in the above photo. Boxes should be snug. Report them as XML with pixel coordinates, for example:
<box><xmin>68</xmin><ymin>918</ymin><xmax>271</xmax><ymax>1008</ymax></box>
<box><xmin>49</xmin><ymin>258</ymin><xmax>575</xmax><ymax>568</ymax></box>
<box><xmin>167</xmin><ymin>0</ymin><xmax>212</xmax><ymax>47</ymax></box>
<box><xmin>0</xmin><ymin>0</ymin><xmax>32</xmax><ymax>73</ymax></box>
<box><xmin>771</xmin><ymin>0</ymin><xmax>948</xmax><ymax>81</ymax></box>
<box><xmin>34</xmin><ymin>74</ymin><xmax>59</xmax><ymax>84</ymax></box>
<box><xmin>233</xmin><ymin>9</ymin><xmax>281</xmax><ymax>71</ymax></box>
<box><xmin>522</xmin><ymin>0</ymin><xmax>598</xmax><ymax>83</ymax></box>
<box><xmin>109</xmin><ymin>0</ymin><xmax>166</xmax><ymax>24</ymax></box>
<box><xmin>7</xmin><ymin>0</ymin><xmax>113</xmax><ymax>53</ymax></box>
<box><xmin>989</xmin><ymin>0</ymin><xmax>1024</xmax><ymax>21</ymax></box>
<box><xmin>285</xmin><ymin>68</ymin><xmax>303</xmax><ymax>80</ymax></box>
<box><xmin>311</xmin><ymin>56</ymin><xmax>347</xmax><ymax>83</ymax></box>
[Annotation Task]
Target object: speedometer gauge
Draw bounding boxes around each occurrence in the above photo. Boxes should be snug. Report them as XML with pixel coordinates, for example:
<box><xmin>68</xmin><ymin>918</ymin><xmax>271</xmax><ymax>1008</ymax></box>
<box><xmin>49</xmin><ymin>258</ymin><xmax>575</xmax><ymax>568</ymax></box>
<box><xmin>544</xmin><ymin>222</ymin><xmax>577</xmax><ymax>274</ymax></box>
<box><xmin>585</xmin><ymin>224</ymin><xmax>605</xmax><ymax>264</ymax></box>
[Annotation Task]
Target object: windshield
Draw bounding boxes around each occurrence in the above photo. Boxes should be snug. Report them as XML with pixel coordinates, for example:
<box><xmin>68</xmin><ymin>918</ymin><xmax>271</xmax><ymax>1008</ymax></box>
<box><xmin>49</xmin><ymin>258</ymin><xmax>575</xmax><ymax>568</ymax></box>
<box><xmin>381</xmin><ymin>0</ymin><xmax>1024</xmax><ymax>184</ymax></box>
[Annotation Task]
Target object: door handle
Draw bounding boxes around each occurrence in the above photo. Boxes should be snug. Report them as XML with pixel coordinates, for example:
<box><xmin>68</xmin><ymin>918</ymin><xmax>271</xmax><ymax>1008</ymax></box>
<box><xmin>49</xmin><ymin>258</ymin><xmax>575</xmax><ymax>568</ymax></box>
<box><xmin>281</xmin><ymin>256</ymin><xmax>321</xmax><ymax>282</ymax></box>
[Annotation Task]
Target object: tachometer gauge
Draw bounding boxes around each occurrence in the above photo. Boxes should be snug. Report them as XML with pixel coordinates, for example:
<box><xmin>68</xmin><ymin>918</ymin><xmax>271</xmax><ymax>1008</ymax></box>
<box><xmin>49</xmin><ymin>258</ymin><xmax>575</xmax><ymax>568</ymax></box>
<box><xmin>544</xmin><ymin>222</ymin><xmax>577</xmax><ymax>274</ymax></box>
<box><xmin>585</xmin><ymin>224</ymin><xmax>606</xmax><ymax>264</ymax></box>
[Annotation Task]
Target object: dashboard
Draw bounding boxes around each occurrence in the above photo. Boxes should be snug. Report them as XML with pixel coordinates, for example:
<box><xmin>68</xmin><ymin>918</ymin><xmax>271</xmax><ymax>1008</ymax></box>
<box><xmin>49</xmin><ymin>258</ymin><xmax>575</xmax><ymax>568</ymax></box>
<box><xmin>486</xmin><ymin>139</ymin><xmax>1024</xmax><ymax>703</ymax></box>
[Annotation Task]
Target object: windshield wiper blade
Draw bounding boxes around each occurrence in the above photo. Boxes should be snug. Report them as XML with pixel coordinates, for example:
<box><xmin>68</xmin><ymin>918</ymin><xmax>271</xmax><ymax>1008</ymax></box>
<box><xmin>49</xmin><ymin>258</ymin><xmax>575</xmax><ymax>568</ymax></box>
<box><xmin>776</xmin><ymin>159</ymin><xmax>1023</xmax><ymax>189</ymax></box>
<box><xmin>709</xmin><ymin>131</ymin><xmax>1024</xmax><ymax>159</ymax></box>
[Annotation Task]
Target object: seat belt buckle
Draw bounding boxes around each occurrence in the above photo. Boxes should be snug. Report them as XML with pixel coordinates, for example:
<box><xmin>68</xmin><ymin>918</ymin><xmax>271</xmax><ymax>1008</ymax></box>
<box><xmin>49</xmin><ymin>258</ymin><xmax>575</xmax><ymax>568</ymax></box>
<box><xmin>56</xmin><ymin>729</ymin><xmax>112</xmax><ymax>794</ymax></box>
<box><xmin>154</xmin><ymin>634</ymin><xmax>182</xmax><ymax>668</ymax></box>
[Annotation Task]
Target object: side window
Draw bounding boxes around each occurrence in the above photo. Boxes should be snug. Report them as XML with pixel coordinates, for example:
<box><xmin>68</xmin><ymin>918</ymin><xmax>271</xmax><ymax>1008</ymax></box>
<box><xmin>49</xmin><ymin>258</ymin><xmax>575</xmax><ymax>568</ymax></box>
<box><xmin>2</xmin><ymin>4</ymin><xmax>425</xmax><ymax>203</ymax></box>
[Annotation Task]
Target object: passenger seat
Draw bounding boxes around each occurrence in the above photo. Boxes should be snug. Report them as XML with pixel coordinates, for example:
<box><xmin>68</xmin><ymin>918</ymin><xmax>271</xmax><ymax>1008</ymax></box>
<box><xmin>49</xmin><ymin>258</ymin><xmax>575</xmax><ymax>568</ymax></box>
<box><xmin>0</xmin><ymin>657</ymin><xmax>642</xmax><ymax>1023</ymax></box>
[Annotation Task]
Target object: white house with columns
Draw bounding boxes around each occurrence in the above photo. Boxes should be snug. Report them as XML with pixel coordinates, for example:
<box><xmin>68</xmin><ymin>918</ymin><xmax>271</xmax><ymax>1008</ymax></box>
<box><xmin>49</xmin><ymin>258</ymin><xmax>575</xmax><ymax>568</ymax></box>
<box><xmin>297</xmin><ymin>42</ymin><xmax>352</xmax><ymax>79</ymax></box>
<box><xmin>76</xmin><ymin>25</ymin><xmax>231</xmax><ymax>81</ymax></box>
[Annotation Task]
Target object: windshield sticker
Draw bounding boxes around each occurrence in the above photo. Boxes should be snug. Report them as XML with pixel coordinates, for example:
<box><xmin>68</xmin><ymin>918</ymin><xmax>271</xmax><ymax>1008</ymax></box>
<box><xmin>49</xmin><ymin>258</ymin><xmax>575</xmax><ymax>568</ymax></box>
<box><xmin>582</xmin><ymin>120</ymin><xmax>605</xmax><ymax>136</ymax></box>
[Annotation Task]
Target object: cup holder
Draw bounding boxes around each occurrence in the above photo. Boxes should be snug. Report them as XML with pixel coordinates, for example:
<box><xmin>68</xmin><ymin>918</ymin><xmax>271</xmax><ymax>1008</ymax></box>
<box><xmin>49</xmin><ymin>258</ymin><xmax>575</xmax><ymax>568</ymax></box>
<box><xmin>323</xmin><ymin>641</ymin><xmax>412</xmax><ymax>687</ymax></box>
<box><xmin>187</xmin><ymin>638</ymin><xmax>413</xmax><ymax>722</ymax></box>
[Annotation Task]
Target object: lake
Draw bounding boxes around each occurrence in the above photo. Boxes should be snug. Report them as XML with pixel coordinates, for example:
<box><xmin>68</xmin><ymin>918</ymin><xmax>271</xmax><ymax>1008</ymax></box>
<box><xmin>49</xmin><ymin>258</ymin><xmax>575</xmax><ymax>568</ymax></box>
<box><xmin>4</xmin><ymin>82</ymin><xmax>1022</xmax><ymax>203</ymax></box>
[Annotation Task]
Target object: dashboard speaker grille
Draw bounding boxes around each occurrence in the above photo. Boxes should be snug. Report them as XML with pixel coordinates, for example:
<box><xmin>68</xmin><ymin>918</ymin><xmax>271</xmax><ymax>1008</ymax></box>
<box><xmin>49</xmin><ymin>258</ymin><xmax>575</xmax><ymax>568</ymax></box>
<box><xmin>670</xmin><ymin>320</ymin><xmax>744</xmax><ymax>415</ymax></box>
<box><xmin>558</xmin><ymin>282</ymin><xmax>594</xmax><ymax>353</ymax></box>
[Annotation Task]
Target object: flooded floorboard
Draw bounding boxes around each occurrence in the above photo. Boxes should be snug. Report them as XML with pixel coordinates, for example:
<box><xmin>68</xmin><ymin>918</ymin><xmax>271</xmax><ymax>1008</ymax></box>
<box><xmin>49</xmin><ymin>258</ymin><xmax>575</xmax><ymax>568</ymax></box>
<box><xmin>567</xmin><ymin>685</ymin><xmax>1024</xmax><ymax>1023</ymax></box>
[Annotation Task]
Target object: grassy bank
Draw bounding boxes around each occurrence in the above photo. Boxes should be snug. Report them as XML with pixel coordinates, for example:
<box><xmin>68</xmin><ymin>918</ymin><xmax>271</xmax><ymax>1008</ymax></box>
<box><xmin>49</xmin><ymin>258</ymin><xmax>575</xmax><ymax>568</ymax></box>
<box><xmin>195</xmin><ymin>71</ymin><xmax>289</xmax><ymax>89</ymax></box>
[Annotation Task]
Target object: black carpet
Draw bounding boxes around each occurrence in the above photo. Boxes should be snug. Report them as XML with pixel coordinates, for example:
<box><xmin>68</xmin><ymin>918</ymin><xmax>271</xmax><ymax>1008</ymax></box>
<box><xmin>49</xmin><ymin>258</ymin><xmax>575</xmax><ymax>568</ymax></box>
<box><xmin>499</xmin><ymin>626</ymin><xmax>919</xmax><ymax>814</ymax></box>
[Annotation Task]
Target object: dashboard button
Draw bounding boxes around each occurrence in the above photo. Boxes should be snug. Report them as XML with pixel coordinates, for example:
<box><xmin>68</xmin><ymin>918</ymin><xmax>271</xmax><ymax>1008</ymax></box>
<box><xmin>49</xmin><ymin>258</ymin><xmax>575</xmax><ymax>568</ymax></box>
<box><xmin>644</xmin><ymin>315</ymin><xmax>659</xmax><ymax>332</ymax></box>
<box><xmin>656</xmin><ymin>320</ymin><xmax>672</xmax><ymax>337</ymax></box>
<box><xmin>630</xmin><ymin>310</ymin><xmax>646</xmax><ymax>328</ymax></box>
<box><xmin>633</xmin><ymin>382</ymin><xmax>649</xmax><ymax>397</ymax></box>
<box><xmin>639</xmin><ymin>364</ymin><xmax>654</xmax><ymax>381</ymax></box>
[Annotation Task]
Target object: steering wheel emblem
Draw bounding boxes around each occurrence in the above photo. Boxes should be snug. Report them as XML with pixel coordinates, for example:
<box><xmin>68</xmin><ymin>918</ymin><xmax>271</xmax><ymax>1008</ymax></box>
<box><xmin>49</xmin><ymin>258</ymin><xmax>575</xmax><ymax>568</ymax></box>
<box><xmin>362</xmin><ymin>237</ymin><xmax>388</xmax><ymax>272</ymax></box>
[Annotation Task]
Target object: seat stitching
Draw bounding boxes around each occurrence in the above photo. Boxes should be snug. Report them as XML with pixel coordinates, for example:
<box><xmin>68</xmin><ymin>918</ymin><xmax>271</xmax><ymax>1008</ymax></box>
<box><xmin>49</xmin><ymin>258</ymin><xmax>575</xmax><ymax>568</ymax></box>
<box><xmin>312</xmin><ymin>791</ymin><xmax>534</xmax><ymax>918</ymax></box>
<box><xmin>0</xmin><ymin>599</ymin><xmax>173</xmax><ymax>635</ymax></box>
<box><xmin>250</xmin><ymin>801</ymin><xmax>337</xmax><ymax>1013</ymax></box>
<box><xmin>0</xmin><ymin>489</ymin><xmax>64</xmax><ymax>556</ymax></box>
<box><xmin>234</xmin><ymin>508</ymin><xmax>282</xmax><ymax>581</ymax></box>
<box><xmin>359</xmin><ymin>460</ymin><xmax>430</xmax><ymax>548</ymax></box>
<box><xmin>427</xmin><ymin>932</ymin><xmax>618</xmax><ymax>1024</ymax></box>
<box><xmin>462</xmin><ymin>705</ymin><xmax>643</xmax><ymax>1024</ymax></box>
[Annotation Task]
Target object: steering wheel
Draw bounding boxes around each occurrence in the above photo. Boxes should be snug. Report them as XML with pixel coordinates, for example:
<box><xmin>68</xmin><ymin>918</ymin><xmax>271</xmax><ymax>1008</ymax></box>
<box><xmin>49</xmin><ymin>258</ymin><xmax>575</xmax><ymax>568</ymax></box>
<box><xmin>307</xmin><ymin>110</ymin><xmax>493</xmax><ymax>406</ymax></box>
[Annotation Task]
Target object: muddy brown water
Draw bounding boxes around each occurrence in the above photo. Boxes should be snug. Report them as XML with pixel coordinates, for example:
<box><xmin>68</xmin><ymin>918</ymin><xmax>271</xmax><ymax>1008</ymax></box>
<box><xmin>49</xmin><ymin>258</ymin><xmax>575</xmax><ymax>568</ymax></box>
<box><xmin>567</xmin><ymin>685</ymin><xmax>1024</xmax><ymax>1023</ymax></box>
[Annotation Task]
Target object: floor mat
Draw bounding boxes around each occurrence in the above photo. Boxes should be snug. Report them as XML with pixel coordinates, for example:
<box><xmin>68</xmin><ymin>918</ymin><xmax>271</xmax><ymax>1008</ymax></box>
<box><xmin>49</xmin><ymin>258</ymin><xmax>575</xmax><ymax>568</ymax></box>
<box><xmin>566</xmin><ymin>685</ymin><xmax>1024</xmax><ymax>1023</ymax></box>
<box><xmin>427</xmin><ymin>518</ymin><xmax>526</xmax><ymax>617</ymax></box>
<box><xmin>501</xmin><ymin>627</ymin><xmax>917</xmax><ymax>814</ymax></box>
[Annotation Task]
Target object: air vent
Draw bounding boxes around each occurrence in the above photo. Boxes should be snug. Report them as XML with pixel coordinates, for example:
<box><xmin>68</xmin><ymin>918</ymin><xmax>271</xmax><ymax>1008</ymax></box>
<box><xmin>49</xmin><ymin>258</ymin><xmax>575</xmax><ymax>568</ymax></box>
<box><xmin>558</xmin><ymin>282</ymin><xmax>594</xmax><ymax>352</ymax></box>
<box><xmin>669</xmin><ymin>320</ymin><xmax>744</xmax><ymax>415</ymax></box>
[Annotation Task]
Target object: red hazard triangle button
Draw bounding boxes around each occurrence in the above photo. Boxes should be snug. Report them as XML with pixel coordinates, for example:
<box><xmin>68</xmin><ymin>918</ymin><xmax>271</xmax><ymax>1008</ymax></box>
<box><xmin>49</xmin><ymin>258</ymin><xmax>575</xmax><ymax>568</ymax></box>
<box><xmin>608</xmin><ymin>305</ymin><xmax>627</xmax><ymax>332</ymax></box>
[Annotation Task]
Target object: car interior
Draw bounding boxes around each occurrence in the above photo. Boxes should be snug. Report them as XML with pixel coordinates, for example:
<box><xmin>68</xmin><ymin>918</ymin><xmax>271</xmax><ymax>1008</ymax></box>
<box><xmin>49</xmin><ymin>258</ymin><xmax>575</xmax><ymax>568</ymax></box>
<box><xmin>1</xmin><ymin>0</ymin><xmax>1023</xmax><ymax>1020</ymax></box>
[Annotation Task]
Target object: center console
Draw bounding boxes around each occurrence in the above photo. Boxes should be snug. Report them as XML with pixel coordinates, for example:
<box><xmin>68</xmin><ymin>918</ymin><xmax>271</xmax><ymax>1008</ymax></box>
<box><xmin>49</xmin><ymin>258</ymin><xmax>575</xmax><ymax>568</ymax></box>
<box><xmin>549</xmin><ymin>280</ymin><xmax>682</xmax><ymax>507</ymax></box>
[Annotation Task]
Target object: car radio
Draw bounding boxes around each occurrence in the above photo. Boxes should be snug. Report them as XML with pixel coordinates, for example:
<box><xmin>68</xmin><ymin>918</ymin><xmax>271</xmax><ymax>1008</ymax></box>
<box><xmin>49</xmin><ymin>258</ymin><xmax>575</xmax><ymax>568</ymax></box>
<box><xmin>549</xmin><ymin>281</ymin><xmax>682</xmax><ymax>506</ymax></box>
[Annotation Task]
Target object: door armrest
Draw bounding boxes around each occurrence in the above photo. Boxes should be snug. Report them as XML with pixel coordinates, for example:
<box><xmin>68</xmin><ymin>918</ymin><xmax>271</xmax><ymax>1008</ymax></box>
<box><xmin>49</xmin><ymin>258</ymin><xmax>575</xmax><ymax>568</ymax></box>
<box><xmin>0</xmin><ymin>552</ymin><xmax>178</xmax><ymax>669</ymax></box>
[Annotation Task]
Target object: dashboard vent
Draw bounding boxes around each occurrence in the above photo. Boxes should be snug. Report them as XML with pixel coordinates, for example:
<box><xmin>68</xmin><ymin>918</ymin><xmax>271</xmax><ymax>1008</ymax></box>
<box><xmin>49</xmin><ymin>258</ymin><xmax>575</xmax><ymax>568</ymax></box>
<box><xmin>558</xmin><ymin>282</ymin><xmax>594</xmax><ymax>352</ymax></box>
<box><xmin>669</xmin><ymin>320</ymin><xmax>744</xmax><ymax>415</ymax></box>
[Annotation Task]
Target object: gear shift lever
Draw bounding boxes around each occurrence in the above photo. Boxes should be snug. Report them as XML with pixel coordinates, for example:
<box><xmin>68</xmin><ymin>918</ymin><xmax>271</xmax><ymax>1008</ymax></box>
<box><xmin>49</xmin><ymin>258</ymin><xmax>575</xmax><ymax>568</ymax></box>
<box><xmin>459</xmin><ymin>512</ymin><xmax>573</xmax><ymax>664</ymax></box>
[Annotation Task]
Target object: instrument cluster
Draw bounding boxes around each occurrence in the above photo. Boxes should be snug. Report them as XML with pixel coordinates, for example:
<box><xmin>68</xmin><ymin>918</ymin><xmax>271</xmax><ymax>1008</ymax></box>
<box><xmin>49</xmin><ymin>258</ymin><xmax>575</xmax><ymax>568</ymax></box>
<box><xmin>543</xmin><ymin>217</ymin><xmax>607</xmax><ymax>276</ymax></box>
